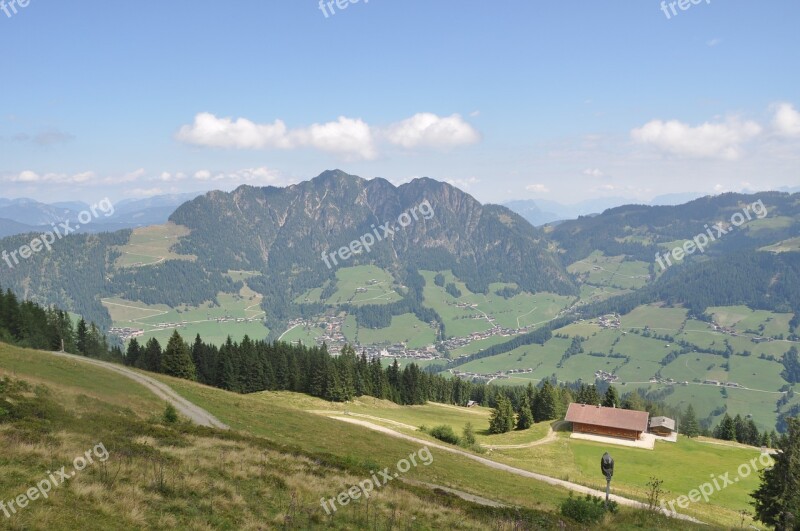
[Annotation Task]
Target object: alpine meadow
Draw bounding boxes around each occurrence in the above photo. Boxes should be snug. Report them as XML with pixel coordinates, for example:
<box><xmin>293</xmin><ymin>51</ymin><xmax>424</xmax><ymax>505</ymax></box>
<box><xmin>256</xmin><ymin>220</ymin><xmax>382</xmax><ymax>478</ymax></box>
<box><xmin>2</xmin><ymin>2</ymin><xmax>800</xmax><ymax>530</ymax></box>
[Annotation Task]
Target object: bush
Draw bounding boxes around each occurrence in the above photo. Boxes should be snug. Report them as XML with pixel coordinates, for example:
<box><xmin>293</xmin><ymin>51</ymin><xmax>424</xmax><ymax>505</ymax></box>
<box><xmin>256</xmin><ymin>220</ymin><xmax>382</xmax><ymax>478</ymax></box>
<box><xmin>162</xmin><ymin>403</ymin><xmax>179</xmax><ymax>424</ymax></box>
<box><xmin>560</xmin><ymin>493</ymin><xmax>616</xmax><ymax>524</ymax></box>
<box><xmin>461</xmin><ymin>422</ymin><xmax>476</xmax><ymax>446</ymax></box>
<box><xmin>429</xmin><ymin>425</ymin><xmax>460</xmax><ymax>445</ymax></box>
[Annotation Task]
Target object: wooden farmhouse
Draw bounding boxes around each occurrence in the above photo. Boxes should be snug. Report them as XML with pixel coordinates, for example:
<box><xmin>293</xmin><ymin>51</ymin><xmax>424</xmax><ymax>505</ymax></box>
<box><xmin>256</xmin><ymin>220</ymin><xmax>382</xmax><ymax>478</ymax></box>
<box><xmin>564</xmin><ymin>403</ymin><xmax>650</xmax><ymax>440</ymax></box>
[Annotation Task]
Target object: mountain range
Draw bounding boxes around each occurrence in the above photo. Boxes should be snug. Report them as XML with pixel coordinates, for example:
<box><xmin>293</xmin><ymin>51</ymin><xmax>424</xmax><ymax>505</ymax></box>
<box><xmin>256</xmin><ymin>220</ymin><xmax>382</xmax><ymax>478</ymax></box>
<box><xmin>0</xmin><ymin>193</ymin><xmax>203</xmax><ymax>238</ymax></box>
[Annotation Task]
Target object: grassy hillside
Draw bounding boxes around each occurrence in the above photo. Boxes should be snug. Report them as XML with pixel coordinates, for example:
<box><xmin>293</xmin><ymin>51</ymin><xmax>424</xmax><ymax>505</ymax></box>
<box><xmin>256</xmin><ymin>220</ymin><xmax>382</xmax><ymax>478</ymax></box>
<box><xmin>0</xmin><ymin>344</ymin><xmax>562</xmax><ymax>529</ymax></box>
<box><xmin>1</xmin><ymin>343</ymin><xmax>709</xmax><ymax>529</ymax></box>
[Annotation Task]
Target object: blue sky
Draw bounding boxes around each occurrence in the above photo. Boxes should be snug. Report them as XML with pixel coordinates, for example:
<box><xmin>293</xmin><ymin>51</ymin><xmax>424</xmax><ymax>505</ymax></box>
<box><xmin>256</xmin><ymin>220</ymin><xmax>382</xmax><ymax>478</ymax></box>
<box><xmin>1</xmin><ymin>0</ymin><xmax>798</xmax><ymax>205</ymax></box>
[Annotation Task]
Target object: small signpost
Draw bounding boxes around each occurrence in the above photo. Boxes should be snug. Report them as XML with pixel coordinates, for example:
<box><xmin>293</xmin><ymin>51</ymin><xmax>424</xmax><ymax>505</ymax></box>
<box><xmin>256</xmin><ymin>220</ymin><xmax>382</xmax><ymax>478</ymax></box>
<box><xmin>601</xmin><ymin>452</ymin><xmax>614</xmax><ymax>508</ymax></box>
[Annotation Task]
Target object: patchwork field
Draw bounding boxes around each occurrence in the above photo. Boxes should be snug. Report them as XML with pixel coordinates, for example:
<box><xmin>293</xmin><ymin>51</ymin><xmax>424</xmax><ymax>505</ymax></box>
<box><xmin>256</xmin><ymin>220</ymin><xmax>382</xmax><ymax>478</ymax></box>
<box><xmin>342</xmin><ymin>313</ymin><xmax>437</xmax><ymax>348</ymax></box>
<box><xmin>568</xmin><ymin>252</ymin><xmax>651</xmax><ymax>291</ymax></box>
<box><xmin>295</xmin><ymin>265</ymin><xmax>402</xmax><ymax>306</ymax></box>
<box><xmin>446</xmin><ymin>302</ymin><xmax>797</xmax><ymax>432</ymax></box>
<box><xmin>103</xmin><ymin>281</ymin><xmax>269</xmax><ymax>346</ymax></box>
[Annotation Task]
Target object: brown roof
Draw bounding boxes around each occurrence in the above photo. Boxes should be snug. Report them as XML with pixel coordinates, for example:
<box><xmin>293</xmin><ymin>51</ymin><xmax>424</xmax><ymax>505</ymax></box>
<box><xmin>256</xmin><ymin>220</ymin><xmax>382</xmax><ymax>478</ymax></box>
<box><xmin>565</xmin><ymin>403</ymin><xmax>649</xmax><ymax>433</ymax></box>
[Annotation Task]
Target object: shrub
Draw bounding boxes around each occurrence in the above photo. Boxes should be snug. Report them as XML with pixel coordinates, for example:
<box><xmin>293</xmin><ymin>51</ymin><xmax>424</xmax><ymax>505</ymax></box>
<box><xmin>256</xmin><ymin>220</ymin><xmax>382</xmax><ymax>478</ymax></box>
<box><xmin>429</xmin><ymin>425</ymin><xmax>460</xmax><ymax>445</ymax></box>
<box><xmin>560</xmin><ymin>493</ymin><xmax>615</xmax><ymax>524</ymax></box>
<box><xmin>162</xmin><ymin>403</ymin><xmax>179</xmax><ymax>424</ymax></box>
<box><xmin>461</xmin><ymin>422</ymin><xmax>476</xmax><ymax>446</ymax></box>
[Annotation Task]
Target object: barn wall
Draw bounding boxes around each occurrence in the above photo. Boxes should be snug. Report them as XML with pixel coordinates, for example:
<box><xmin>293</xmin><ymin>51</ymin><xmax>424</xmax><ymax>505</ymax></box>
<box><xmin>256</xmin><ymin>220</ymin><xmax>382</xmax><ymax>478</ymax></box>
<box><xmin>573</xmin><ymin>422</ymin><xmax>640</xmax><ymax>440</ymax></box>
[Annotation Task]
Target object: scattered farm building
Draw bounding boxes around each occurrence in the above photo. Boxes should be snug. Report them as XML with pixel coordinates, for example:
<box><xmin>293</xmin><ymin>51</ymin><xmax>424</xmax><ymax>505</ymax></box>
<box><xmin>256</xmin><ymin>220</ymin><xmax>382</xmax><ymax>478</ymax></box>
<box><xmin>564</xmin><ymin>403</ymin><xmax>649</xmax><ymax>441</ymax></box>
<box><xmin>649</xmin><ymin>416</ymin><xmax>676</xmax><ymax>436</ymax></box>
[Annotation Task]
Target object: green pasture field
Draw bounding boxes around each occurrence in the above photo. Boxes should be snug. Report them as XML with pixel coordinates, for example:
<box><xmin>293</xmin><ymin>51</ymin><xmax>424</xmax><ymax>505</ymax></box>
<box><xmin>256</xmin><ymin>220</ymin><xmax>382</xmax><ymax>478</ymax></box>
<box><xmin>113</xmin><ymin>222</ymin><xmax>194</xmax><ymax>268</ymax></box>
<box><xmin>345</xmin><ymin>313</ymin><xmax>437</xmax><ymax>348</ymax></box>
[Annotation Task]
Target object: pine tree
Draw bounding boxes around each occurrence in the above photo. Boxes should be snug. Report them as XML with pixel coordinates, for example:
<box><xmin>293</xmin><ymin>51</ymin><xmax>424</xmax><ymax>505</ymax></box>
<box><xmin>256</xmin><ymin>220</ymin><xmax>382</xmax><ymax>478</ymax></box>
<box><xmin>602</xmin><ymin>386</ymin><xmax>620</xmax><ymax>408</ymax></box>
<box><xmin>525</xmin><ymin>381</ymin><xmax>537</xmax><ymax>406</ymax></box>
<box><xmin>682</xmin><ymin>404</ymin><xmax>700</xmax><ymax>437</ymax></box>
<box><xmin>734</xmin><ymin>414</ymin><xmax>747</xmax><ymax>443</ymax></box>
<box><xmin>517</xmin><ymin>395</ymin><xmax>534</xmax><ymax>430</ymax></box>
<box><xmin>489</xmin><ymin>395</ymin><xmax>515</xmax><ymax>434</ymax></box>
<box><xmin>125</xmin><ymin>338</ymin><xmax>142</xmax><ymax>367</ymax></box>
<box><xmin>137</xmin><ymin>337</ymin><xmax>162</xmax><ymax>373</ymax></box>
<box><xmin>533</xmin><ymin>380</ymin><xmax>559</xmax><ymax>422</ymax></box>
<box><xmin>752</xmin><ymin>418</ymin><xmax>800</xmax><ymax>529</ymax></box>
<box><xmin>76</xmin><ymin>318</ymin><xmax>88</xmax><ymax>356</ymax></box>
<box><xmin>161</xmin><ymin>330</ymin><xmax>196</xmax><ymax>380</ymax></box>
<box><xmin>715</xmin><ymin>413</ymin><xmax>737</xmax><ymax>441</ymax></box>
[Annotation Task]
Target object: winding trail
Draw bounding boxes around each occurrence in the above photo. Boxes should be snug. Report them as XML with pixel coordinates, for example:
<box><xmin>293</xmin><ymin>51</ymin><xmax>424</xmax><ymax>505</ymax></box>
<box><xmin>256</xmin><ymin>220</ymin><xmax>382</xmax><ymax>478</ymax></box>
<box><xmin>48</xmin><ymin>351</ymin><xmax>229</xmax><ymax>430</ymax></box>
<box><xmin>481</xmin><ymin>421</ymin><xmax>564</xmax><ymax>449</ymax></box>
<box><xmin>326</xmin><ymin>415</ymin><xmax>703</xmax><ymax>524</ymax></box>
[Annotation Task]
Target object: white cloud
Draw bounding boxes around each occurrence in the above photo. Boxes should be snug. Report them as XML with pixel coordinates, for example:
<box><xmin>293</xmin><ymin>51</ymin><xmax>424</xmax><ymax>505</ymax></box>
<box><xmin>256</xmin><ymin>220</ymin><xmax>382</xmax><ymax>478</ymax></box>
<box><xmin>582</xmin><ymin>168</ymin><xmax>605</xmax><ymax>178</ymax></box>
<box><xmin>226</xmin><ymin>167</ymin><xmax>282</xmax><ymax>183</ymax></box>
<box><xmin>126</xmin><ymin>187</ymin><xmax>167</xmax><ymax>198</ymax></box>
<box><xmin>70</xmin><ymin>171</ymin><xmax>94</xmax><ymax>183</ymax></box>
<box><xmin>445</xmin><ymin>176</ymin><xmax>480</xmax><ymax>190</ymax></box>
<box><xmin>190</xmin><ymin>167</ymin><xmax>282</xmax><ymax>184</ymax></box>
<box><xmin>631</xmin><ymin>117</ymin><xmax>762</xmax><ymax>159</ymax></box>
<box><xmin>383</xmin><ymin>113</ymin><xmax>480</xmax><ymax>149</ymax></box>
<box><xmin>707</xmin><ymin>38</ymin><xmax>722</xmax><ymax>47</ymax></box>
<box><xmin>289</xmin><ymin>116</ymin><xmax>376</xmax><ymax>159</ymax></box>
<box><xmin>161</xmin><ymin>172</ymin><xmax>189</xmax><ymax>182</ymax></box>
<box><xmin>525</xmin><ymin>183</ymin><xmax>550</xmax><ymax>193</ymax></box>
<box><xmin>772</xmin><ymin>103</ymin><xmax>800</xmax><ymax>137</ymax></box>
<box><xmin>16</xmin><ymin>170</ymin><xmax>40</xmax><ymax>182</ymax></box>
<box><xmin>176</xmin><ymin>113</ymin><xmax>375</xmax><ymax>159</ymax></box>
<box><xmin>119</xmin><ymin>168</ymin><xmax>146</xmax><ymax>183</ymax></box>
<box><xmin>176</xmin><ymin>112</ymin><xmax>479</xmax><ymax>160</ymax></box>
<box><xmin>176</xmin><ymin>112</ymin><xmax>291</xmax><ymax>150</ymax></box>
<box><xmin>2</xmin><ymin>170</ymin><xmax>95</xmax><ymax>184</ymax></box>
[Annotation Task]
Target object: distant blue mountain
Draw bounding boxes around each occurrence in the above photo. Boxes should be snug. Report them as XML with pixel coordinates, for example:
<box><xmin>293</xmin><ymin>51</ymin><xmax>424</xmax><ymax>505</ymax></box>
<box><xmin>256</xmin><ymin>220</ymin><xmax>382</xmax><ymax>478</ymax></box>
<box><xmin>0</xmin><ymin>192</ymin><xmax>205</xmax><ymax>237</ymax></box>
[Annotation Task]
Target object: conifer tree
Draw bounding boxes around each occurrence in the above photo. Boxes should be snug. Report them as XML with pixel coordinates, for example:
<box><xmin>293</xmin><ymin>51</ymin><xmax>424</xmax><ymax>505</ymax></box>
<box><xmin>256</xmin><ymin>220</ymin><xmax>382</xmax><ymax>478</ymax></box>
<box><xmin>682</xmin><ymin>404</ymin><xmax>700</xmax><ymax>437</ymax></box>
<box><xmin>517</xmin><ymin>395</ymin><xmax>534</xmax><ymax>430</ymax></box>
<box><xmin>489</xmin><ymin>395</ymin><xmax>515</xmax><ymax>434</ymax></box>
<box><xmin>161</xmin><ymin>330</ymin><xmax>196</xmax><ymax>380</ymax></box>
<box><xmin>752</xmin><ymin>418</ymin><xmax>800</xmax><ymax>529</ymax></box>
<box><xmin>602</xmin><ymin>385</ymin><xmax>620</xmax><ymax>408</ymax></box>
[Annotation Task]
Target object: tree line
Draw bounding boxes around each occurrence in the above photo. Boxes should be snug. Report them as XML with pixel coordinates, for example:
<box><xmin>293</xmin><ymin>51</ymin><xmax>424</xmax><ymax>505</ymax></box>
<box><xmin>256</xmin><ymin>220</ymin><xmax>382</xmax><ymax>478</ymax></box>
<box><xmin>0</xmin><ymin>284</ymin><xmax>121</xmax><ymax>362</ymax></box>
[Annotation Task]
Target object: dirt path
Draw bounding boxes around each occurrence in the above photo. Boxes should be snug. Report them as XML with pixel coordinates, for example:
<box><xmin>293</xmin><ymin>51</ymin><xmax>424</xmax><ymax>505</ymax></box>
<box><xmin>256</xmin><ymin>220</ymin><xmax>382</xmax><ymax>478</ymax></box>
<box><xmin>482</xmin><ymin>421</ymin><xmax>564</xmax><ymax>449</ymax></box>
<box><xmin>327</xmin><ymin>416</ymin><xmax>702</xmax><ymax>524</ymax></box>
<box><xmin>49</xmin><ymin>351</ymin><xmax>229</xmax><ymax>430</ymax></box>
<box><xmin>307</xmin><ymin>410</ymin><xmax>420</xmax><ymax>431</ymax></box>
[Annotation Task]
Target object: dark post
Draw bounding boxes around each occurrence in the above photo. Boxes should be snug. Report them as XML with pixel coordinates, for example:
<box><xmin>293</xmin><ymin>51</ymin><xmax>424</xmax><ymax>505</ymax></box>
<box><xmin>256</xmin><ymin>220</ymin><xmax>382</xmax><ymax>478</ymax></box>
<box><xmin>600</xmin><ymin>452</ymin><xmax>614</xmax><ymax>508</ymax></box>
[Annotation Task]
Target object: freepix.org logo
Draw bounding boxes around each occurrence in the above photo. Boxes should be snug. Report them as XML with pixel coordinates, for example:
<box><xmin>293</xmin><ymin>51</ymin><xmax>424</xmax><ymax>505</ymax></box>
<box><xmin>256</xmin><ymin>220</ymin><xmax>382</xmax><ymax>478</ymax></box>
<box><xmin>1</xmin><ymin>0</ymin><xmax>31</xmax><ymax>19</ymax></box>
<box><xmin>321</xmin><ymin>200</ymin><xmax>434</xmax><ymax>269</ymax></box>
<box><xmin>2</xmin><ymin>198</ymin><xmax>115</xmax><ymax>270</ymax></box>
<box><xmin>654</xmin><ymin>199</ymin><xmax>767</xmax><ymax>272</ymax></box>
